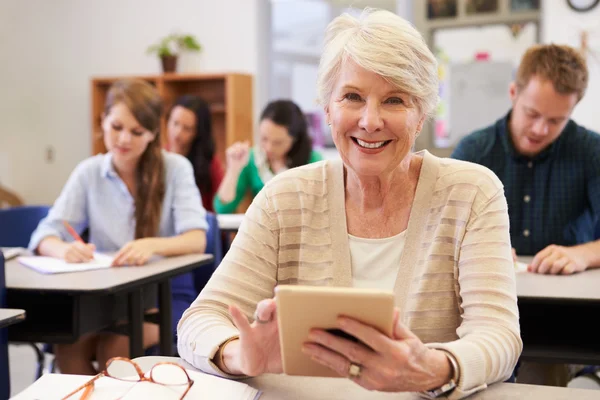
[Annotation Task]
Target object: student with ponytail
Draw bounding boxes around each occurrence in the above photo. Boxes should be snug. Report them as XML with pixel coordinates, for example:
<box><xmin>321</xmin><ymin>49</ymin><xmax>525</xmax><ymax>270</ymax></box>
<box><xmin>29</xmin><ymin>79</ymin><xmax>208</xmax><ymax>374</ymax></box>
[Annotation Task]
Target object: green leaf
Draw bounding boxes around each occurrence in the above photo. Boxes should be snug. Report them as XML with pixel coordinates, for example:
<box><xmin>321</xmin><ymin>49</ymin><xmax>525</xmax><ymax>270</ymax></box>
<box><xmin>146</xmin><ymin>33</ymin><xmax>202</xmax><ymax>56</ymax></box>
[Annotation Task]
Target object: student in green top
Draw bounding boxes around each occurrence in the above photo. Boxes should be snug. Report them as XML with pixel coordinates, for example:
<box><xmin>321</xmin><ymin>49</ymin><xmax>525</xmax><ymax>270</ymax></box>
<box><xmin>214</xmin><ymin>99</ymin><xmax>323</xmax><ymax>213</ymax></box>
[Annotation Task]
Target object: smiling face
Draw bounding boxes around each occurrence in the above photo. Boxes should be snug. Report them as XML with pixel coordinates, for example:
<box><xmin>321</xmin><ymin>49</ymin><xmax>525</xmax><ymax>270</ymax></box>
<box><xmin>509</xmin><ymin>75</ymin><xmax>578</xmax><ymax>157</ymax></box>
<box><xmin>102</xmin><ymin>102</ymin><xmax>156</xmax><ymax>166</ymax></box>
<box><xmin>325</xmin><ymin>60</ymin><xmax>424</xmax><ymax>177</ymax></box>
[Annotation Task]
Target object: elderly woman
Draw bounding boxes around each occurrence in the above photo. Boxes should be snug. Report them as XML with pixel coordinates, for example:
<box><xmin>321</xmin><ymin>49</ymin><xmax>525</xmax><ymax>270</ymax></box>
<box><xmin>178</xmin><ymin>9</ymin><xmax>521</xmax><ymax>399</ymax></box>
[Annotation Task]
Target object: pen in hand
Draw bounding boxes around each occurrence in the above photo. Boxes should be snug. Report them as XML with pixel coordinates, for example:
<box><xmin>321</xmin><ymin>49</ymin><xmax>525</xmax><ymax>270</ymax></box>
<box><xmin>62</xmin><ymin>220</ymin><xmax>95</xmax><ymax>261</ymax></box>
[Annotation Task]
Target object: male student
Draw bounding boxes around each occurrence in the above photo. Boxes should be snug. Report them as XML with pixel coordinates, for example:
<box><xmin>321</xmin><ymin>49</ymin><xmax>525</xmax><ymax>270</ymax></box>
<box><xmin>452</xmin><ymin>43</ymin><xmax>600</xmax><ymax>386</ymax></box>
<box><xmin>452</xmin><ymin>43</ymin><xmax>600</xmax><ymax>275</ymax></box>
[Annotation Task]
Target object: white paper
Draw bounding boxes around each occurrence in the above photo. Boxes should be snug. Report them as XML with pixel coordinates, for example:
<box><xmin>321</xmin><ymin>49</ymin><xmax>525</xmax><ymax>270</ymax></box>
<box><xmin>11</xmin><ymin>369</ymin><xmax>262</xmax><ymax>400</ymax></box>
<box><xmin>17</xmin><ymin>253</ymin><xmax>114</xmax><ymax>274</ymax></box>
<box><xmin>515</xmin><ymin>261</ymin><xmax>529</xmax><ymax>273</ymax></box>
<box><xmin>217</xmin><ymin>214</ymin><xmax>245</xmax><ymax>230</ymax></box>
<box><xmin>1</xmin><ymin>247</ymin><xmax>26</xmax><ymax>260</ymax></box>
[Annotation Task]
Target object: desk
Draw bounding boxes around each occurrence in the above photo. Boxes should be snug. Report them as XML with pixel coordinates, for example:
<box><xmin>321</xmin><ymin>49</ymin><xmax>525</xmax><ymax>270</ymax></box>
<box><xmin>516</xmin><ymin>256</ymin><xmax>600</xmax><ymax>365</ymax></box>
<box><xmin>5</xmin><ymin>254</ymin><xmax>212</xmax><ymax>358</ymax></box>
<box><xmin>216</xmin><ymin>214</ymin><xmax>244</xmax><ymax>232</ymax></box>
<box><xmin>246</xmin><ymin>376</ymin><xmax>599</xmax><ymax>400</ymax></box>
<box><xmin>0</xmin><ymin>308</ymin><xmax>25</xmax><ymax>329</ymax></box>
<box><xmin>14</xmin><ymin>356</ymin><xmax>600</xmax><ymax>400</ymax></box>
<box><xmin>217</xmin><ymin>214</ymin><xmax>244</xmax><ymax>254</ymax></box>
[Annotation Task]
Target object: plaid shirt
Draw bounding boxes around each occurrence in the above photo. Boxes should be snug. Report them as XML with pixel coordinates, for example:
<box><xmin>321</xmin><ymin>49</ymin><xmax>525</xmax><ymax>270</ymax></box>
<box><xmin>451</xmin><ymin>111</ymin><xmax>600</xmax><ymax>255</ymax></box>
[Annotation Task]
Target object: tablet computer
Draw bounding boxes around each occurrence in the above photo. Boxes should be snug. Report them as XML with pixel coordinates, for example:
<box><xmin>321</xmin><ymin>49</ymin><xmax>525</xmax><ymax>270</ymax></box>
<box><xmin>275</xmin><ymin>284</ymin><xmax>395</xmax><ymax>378</ymax></box>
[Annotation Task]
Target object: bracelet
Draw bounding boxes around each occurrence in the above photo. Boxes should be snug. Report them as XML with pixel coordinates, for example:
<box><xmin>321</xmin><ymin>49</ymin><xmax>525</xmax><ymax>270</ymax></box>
<box><xmin>216</xmin><ymin>336</ymin><xmax>239</xmax><ymax>373</ymax></box>
<box><xmin>439</xmin><ymin>349</ymin><xmax>460</xmax><ymax>383</ymax></box>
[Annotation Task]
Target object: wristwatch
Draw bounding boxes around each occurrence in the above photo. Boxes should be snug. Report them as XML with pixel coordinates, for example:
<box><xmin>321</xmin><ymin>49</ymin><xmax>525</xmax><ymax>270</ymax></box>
<box><xmin>424</xmin><ymin>350</ymin><xmax>459</xmax><ymax>398</ymax></box>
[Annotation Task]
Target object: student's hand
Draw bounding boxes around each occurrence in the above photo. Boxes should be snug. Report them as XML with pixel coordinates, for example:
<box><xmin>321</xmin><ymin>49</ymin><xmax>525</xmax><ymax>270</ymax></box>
<box><xmin>222</xmin><ymin>299</ymin><xmax>282</xmax><ymax>376</ymax></box>
<box><xmin>62</xmin><ymin>242</ymin><xmax>96</xmax><ymax>263</ymax></box>
<box><xmin>225</xmin><ymin>141</ymin><xmax>250</xmax><ymax>172</ymax></box>
<box><xmin>529</xmin><ymin>244</ymin><xmax>588</xmax><ymax>275</ymax></box>
<box><xmin>302</xmin><ymin>309</ymin><xmax>452</xmax><ymax>392</ymax></box>
<box><xmin>511</xmin><ymin>248</ymin><xmax>518</xmax><ymax>263</ymax></box>
<box><xmin>112</xmin><ymin>238</ymin><xmax>157</xmax><ymax>266</ymax></box>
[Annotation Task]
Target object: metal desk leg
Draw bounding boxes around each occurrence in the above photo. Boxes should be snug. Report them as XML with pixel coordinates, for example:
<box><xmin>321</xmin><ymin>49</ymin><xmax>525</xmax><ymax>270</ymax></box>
<box><xmin>128</xmin><ymin>289</ymin><xmax>144</xmax><ymax>358</ymax></box>
<box><xmin>158</xmin><ymin>280</ymin><xmax>173</xmax><ymax>356</ymax></box>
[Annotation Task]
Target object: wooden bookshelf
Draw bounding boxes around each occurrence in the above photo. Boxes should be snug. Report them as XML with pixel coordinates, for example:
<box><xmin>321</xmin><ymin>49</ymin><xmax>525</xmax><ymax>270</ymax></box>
<box><xmin>90</xmin><ymin>72</ymin><xmax>253</xmax><ymax>175</ymax></box>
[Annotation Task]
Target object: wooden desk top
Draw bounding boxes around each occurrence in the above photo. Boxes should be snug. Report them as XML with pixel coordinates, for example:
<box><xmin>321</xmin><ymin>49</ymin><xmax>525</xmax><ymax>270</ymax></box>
<box><xmin>0</xmin><ymin>308</ymin><xmax>25</xmax><ymax>329</ymax></box>
<box><xmin>516</xmin><ymin>256</ymin><xmax>600</xmax><ymax>301</ymax></box>
<box><xmin>6</xmin><ymin>253</ymin><xmax>212</xmax><ymax>294</ymax></box>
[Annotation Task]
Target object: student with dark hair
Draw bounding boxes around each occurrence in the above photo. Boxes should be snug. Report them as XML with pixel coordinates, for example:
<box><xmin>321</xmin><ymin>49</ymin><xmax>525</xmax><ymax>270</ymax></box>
<box><xmin>214</xmin><ymin>99</ymin><xmax>322</xmax><ymax>213</ymax></box>
<box><xmin>166</xmin><ymin>95</ymin><xmax>224</xmax><ymax>212</ymax></box>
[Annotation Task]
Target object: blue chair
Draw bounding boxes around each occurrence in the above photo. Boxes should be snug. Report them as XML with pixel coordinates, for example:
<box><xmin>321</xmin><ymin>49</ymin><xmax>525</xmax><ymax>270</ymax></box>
<box><xmin>0</xmin><ymin>205</ymin><xmax>50</xmax><ymax>248</ymax></box>
<box><xmin>0</xmin><ymin>206</ymin><xmax>53</xmax><ymax>378</ymax></box>
<box><xmin>1</xmin><ymin>251</ymin><xmax>10</xmax><ymax>400</ymax></box>
<box><xmin>195</xmin><ymin>212</ymin><xmax>223</xmax><ymax>292</ymax></box>
<box><xmin>171</xmin><ymin>212</ymin><xmax>223</xmax><ymax>352</ymax></box>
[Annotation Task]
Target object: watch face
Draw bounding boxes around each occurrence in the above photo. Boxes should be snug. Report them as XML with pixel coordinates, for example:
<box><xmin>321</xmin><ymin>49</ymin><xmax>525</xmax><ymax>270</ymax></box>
<box><xmin>567</xmin><ymin>0</ymin><xmax>600</xmax><ymax>12</ymax></box>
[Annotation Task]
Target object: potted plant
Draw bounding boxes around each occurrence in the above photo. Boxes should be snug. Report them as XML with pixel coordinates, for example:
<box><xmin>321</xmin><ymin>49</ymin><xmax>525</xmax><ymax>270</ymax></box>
<box><xmin>146</xmin><ymin>33</ymin><xmax>202</xmax><ymax>73</ymax></box>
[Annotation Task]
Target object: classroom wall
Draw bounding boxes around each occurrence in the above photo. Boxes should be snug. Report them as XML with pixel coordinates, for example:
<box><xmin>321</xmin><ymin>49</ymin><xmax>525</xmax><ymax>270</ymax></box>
<box><xmin>542</xmin><ymin>1</ymin><xmax>600</xmax><ymax>134</ymax></box>
<box><xmin>2</xmin><ymin>1</ymin><xmax>597</xmax><ymax>206</ymax></box>
<box><xmin>0</xmin><ymin>0</ymin><xmax>266</xmax><ymax>204</ymax></box>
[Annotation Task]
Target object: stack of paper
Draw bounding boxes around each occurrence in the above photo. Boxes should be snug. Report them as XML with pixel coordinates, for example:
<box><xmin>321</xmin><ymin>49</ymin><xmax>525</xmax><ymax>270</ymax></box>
<box><xmin>17</xmin><ymin>253</ymin><xmax>114</xmax><ymax>274</ymax></box>
<box><xmin>1</xmin><ymin>247</ymin><xmax>26</xmax><ymax>261</ymax></box>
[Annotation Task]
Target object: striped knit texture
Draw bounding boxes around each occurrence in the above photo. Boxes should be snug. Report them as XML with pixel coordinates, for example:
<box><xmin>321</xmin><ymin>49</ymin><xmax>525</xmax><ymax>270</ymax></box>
<box><xmin>177</xmin><ymin>150</ymin><xmax>522</xmax><ymax>399</ymax></box>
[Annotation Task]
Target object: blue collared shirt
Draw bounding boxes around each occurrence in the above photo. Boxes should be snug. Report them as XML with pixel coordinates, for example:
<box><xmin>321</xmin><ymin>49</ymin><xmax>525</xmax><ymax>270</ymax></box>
<box><xmin>451</xmin><ymin>111</ymin><xmax>600</xmax><ymax>255</ymax></box>
<box><xmin>29</xmin><ymin>150</ymin><xmax>208</xmax><ymax>252</ymax></box>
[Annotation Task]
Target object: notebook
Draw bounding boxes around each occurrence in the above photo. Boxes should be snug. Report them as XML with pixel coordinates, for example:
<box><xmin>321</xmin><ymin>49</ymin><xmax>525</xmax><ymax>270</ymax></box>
<box><xmin>17</xmin><ymin>253</ymin><xmax>114</xmax><ymax>274</ymax></box>
<box><xmin>0</xmin><ymin>246</ymin><xmax>26</xmax><ymax>261</ymax></box>
<box><xmin>10</xmin><ymin>369</ymin><xmax>262</xmax><ymax>399</ymax></box>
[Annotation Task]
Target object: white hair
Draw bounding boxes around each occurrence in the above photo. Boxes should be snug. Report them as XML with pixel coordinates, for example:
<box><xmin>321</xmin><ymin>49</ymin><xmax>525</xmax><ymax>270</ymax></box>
<box><xmin>316</xmin><ymin>8</ymin><xmax>439</xmax><ymax>117</ymax></box>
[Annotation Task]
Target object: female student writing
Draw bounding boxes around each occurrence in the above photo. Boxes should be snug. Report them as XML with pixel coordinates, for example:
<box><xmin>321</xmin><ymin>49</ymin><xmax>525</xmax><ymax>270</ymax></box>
<box><xmin>28</xmin><ymin>79</ymin><xmax>208</xmax><ymax>374</ymax></box>
<box><xmin>214</xmin><ymin>99</ymin><xmax>323</xmax><ymax>213</ymax></box>
<box><xmin>166</xmin><ymin>95</ymin><xmax>224</xmax><ymax>212</ymax></box>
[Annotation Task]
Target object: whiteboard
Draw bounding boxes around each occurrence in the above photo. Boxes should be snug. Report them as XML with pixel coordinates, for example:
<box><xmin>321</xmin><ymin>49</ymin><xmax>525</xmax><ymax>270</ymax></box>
<box><xmin>431</xmin><ymin>22</ymin><xmax>538</xmax><ymax>148</ymax></box>
<box><xmin>447</xmin><ymin>61</ymin><xmax>513</xmax><ymax>146</ymax></box>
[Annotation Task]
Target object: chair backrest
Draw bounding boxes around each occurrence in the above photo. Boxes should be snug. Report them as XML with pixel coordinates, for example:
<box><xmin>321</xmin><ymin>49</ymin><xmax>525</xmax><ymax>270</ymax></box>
<box><xmin>0</xmin><ymin>185</ymin><xmax>24</xmax><ymax>209</ymax></box>
<box><xmin>193</xmin><ymin>212</ymin><xmax>223</xmax><ymax>293</ymax></box>
<box><xmin>0</xmin><ymin>205</ymin><xmax>50</xmax><ymax>248</ymax></box>
<box><xmin>0</xmin><ymin>251</ymin><xmax>10</xmax><ymax>399</ymax></box>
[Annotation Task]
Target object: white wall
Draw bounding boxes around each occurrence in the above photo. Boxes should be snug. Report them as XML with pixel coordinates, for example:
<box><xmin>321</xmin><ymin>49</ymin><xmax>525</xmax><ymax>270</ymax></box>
<box><xmin>0</xmin><ymin>0</ymin><xmax>265</xmax><ymax>204</ymax></box>
<box><xmin>542</xmin><ymin>1</ymin><xmax>600</xmax><ymax>133</ymax></box>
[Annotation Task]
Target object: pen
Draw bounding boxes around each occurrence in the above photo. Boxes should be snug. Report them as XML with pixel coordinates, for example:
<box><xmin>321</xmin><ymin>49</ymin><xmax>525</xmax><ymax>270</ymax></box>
<box><xmin>62</xmin><ymin>220</ymin><xmax>85</xmax><ymax>244</ymax></box>
<box><xmin>62</xmin><ymin>220</ymin><xmax>95</xmax><ymax>260</ymax></box>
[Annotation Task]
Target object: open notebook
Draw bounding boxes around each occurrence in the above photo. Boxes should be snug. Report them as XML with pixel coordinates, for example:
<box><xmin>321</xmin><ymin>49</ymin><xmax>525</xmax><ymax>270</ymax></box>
<box><xmin>17</xmin><ymin>253</ymin><xmax>114</xmax><ymax>274</ymax></box>
<box><xmin>11</xmin><ymin>369</ymin><xmax>262</xmax><ymax>399</ymax></box>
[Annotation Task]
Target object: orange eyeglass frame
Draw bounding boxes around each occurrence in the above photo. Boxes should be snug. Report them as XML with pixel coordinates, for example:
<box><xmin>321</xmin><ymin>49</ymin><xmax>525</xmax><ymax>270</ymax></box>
<box><xmin>61</xmin><ymin>357</ymin><xmax>194</xmax><ymax>400</ymax></box>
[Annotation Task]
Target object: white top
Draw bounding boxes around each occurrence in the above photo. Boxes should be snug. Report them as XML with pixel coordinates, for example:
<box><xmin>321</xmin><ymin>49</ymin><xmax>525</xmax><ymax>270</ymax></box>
<box><xmin>349</xmin><ymin>230</ymin><xmax>406</xmax><ymax>290</ymax></box>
